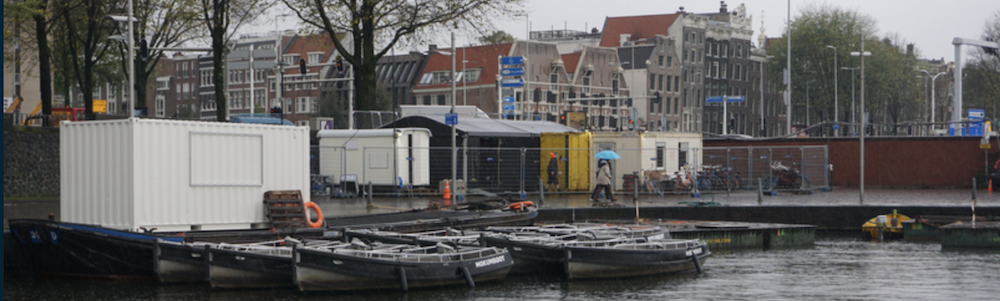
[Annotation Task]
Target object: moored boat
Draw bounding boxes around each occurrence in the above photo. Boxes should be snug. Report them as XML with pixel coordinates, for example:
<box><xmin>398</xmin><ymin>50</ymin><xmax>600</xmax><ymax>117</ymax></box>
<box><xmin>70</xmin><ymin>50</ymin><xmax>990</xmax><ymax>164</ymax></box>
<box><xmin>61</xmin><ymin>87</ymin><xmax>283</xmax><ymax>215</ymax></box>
<box><xmin>294</xmin><ymin>238</ymin><xmax>513</xmax><ymax>292</ymax></box>
<box><xmin>861</xmin><ymin>211</ymin><xmax>911</xmax><ymax>241</ymax></box>
<box><xmin>479</xmin><ymin>224</ymin><xmax>708</xmax><ymax>278</ymax></box>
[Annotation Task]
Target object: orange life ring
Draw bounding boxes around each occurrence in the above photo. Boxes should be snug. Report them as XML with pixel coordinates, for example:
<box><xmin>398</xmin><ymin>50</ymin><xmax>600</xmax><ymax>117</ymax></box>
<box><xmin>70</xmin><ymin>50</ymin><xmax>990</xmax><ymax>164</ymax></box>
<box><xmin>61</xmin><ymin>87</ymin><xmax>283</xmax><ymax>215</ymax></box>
<box><xmin>509</xmin><ymin>201</ymin><xmax>535</xmax><ymax>210</ymax></box>
<box><xmin>304</xmin><ymin>201</ymin><xmax>324</xmax><ymax>228</ymax></box>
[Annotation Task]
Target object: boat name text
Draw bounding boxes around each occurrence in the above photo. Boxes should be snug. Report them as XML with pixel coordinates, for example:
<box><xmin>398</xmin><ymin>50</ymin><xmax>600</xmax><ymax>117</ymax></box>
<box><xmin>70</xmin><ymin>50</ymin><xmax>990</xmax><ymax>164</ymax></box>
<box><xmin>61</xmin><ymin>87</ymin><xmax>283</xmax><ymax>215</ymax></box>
<box><xmin>475</xmin><ymin>256</ymin><xmax>505</xmax><ymax>268</ymax></box>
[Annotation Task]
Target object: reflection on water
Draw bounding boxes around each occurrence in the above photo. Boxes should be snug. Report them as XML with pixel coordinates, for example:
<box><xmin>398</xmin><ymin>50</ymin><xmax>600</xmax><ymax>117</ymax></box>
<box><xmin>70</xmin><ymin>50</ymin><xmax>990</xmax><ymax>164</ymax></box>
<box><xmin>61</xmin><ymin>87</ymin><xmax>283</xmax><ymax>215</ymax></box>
<box><xmin>5</xmin><ymin>235</ymin><xmax>1000</xmax><ymax>301</ymax></box>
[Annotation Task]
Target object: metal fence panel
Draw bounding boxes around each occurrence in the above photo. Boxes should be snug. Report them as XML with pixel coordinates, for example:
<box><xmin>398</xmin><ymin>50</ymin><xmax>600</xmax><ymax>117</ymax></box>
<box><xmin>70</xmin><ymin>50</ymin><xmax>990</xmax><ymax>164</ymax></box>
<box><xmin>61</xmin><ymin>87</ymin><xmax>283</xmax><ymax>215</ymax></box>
<box><xmin>313</xmin><ymin>144</ymin><xmax>828</xmax><ymax>197</ymax></box>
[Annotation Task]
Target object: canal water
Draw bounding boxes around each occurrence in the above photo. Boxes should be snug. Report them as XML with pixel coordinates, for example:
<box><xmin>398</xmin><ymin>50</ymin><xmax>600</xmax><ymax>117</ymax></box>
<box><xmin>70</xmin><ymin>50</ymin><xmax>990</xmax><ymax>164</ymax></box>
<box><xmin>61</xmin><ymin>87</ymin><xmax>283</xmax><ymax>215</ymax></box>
<box><xmin>5</xmin><ymin>234</ymin><xmax>999</xmax><ymax>300</ymax></box>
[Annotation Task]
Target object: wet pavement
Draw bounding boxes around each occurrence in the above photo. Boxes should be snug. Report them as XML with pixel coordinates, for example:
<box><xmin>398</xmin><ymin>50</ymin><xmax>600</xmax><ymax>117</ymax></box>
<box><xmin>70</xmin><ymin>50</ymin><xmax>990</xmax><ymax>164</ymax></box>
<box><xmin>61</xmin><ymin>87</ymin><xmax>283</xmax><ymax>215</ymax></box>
<box><xmin>6</xmin><ymin>187</ymin><xmax>997</xmax><ymax>229</ymax></box>
<box><xmin>313</xmin><ymin>187</ymin><xmax>1000</xmax><ymax>218</ymax></box>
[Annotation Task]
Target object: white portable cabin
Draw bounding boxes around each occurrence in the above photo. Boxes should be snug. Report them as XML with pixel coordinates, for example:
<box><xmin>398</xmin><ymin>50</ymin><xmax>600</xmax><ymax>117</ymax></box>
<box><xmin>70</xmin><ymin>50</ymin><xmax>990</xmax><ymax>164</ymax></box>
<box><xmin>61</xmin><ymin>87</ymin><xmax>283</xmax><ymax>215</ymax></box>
<box><xmin>591</xmin><ymin>131</ymin><xmax>703</xmax><ymax>190</ymax></box>
<box><xmin>60</xmin><ymin>119</ymin><xmax>310</xmax><ymax>232</ymax></box>
<box><xmin>316</xmin><ymin>128</ymin><xmax>431</xmax><ymax>187</ymax></box>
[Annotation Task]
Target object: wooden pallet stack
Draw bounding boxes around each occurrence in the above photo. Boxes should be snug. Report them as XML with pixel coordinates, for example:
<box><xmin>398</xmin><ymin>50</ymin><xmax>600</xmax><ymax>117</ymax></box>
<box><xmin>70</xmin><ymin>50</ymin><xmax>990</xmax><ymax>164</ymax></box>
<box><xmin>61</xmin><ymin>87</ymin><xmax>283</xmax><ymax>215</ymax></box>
<box><xmin>263</xmin><ymin>190</ymin><xmax>307</xmax><ymax>230</ymax></box>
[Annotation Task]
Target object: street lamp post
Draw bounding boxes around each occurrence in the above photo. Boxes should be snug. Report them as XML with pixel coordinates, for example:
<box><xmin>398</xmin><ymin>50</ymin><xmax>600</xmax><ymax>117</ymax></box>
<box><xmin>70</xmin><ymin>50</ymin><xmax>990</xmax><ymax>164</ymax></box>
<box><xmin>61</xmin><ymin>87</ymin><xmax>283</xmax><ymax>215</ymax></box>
<box><xmin>920</xmin><ymin>70</ymin><xmax>947</xmax><ymax>130</ymax></box>
<box><xmin>841</xmin><ymin>67</ymin><xmax>859</xmax><ymax>136</ymax></box>
<box><xmin>827</xmin><ymin>45</ymin><xmax>838</xmax><ymax>137</ymax></box>
<box><xmin>806</xmin><ymin>79</ymin><xmax>816</xmax><ymax>126</ymax></box>
<box><xmin>851</xmin><ymin>38</ymin><xmax>871</xmax><ymax>204</ymax></box>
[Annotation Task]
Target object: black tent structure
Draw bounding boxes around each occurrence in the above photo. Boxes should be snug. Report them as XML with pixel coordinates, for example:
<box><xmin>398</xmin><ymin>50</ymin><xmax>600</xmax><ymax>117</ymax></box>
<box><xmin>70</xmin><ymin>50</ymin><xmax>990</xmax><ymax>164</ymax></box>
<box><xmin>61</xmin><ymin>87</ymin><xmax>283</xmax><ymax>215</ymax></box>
<box><xmin>382</xmin><ymin>115</ymin><xmax>576</xmax><ymax>194</ymax></box>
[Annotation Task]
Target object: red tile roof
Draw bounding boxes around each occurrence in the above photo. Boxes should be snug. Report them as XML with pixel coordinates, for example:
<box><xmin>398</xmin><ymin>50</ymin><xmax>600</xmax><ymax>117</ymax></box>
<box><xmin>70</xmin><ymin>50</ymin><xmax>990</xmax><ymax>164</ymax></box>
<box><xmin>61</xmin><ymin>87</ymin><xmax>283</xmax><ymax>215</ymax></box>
<box><xmin>417</xmin><ymin>43</ymin><xmax>513</xmax><ymax>89</ymax></box>
<box><xmin>599</xmin><ymin>14</ymin><xmax>679</xmax><ymax>47</ymax></box>
<box><xmin>561</xmin><ymin>53</ymin><xmax>582</xmax><ymax>74</ymax></box>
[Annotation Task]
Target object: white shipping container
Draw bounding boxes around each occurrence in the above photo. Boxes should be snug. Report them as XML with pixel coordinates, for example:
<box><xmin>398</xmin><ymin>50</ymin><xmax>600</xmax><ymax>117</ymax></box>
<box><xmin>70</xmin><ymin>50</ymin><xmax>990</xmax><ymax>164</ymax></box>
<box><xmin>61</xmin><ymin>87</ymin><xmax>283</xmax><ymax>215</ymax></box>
<box><xmin>60</xmin><ymin>119</ymin><xmax>310</xmax><ymax>232</ymax></box>
<box><xmin>317</xmin><ymin>128</ymin><xmax>431</xmax><ymax>187</ymax></box>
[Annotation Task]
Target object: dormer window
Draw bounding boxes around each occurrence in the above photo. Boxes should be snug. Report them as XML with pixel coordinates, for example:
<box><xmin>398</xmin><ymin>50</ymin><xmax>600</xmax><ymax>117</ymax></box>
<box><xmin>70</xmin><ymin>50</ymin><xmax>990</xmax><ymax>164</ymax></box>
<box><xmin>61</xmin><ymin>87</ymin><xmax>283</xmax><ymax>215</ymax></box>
<box><xmin>282</xmin><ymin>54</ymin><xmax>299</xmax><ymax>65</ymax></box>
<box><xmin>308</xmin><ymin>52</ymin><xmax>324</xmax><ymax>64</ymax></box>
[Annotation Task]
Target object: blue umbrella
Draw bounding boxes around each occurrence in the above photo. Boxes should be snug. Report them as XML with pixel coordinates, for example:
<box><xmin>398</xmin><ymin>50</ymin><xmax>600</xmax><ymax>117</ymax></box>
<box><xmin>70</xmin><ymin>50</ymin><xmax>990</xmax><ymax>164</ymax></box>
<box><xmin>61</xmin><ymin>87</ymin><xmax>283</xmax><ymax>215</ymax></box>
<box><xmin>594</xmin><ymin>150</ymin><xmax>621</xmax><ymax>160</ymax></box>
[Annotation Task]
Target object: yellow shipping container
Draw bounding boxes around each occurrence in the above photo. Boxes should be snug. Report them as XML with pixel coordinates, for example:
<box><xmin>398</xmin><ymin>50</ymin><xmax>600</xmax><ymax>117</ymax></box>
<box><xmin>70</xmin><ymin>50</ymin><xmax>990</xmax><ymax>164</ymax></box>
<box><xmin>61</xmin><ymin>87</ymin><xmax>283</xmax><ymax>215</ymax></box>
<box><xmin>540</xmin><ymin>132</ymin><xmax>592</xmax><ymax>191</ymax></box>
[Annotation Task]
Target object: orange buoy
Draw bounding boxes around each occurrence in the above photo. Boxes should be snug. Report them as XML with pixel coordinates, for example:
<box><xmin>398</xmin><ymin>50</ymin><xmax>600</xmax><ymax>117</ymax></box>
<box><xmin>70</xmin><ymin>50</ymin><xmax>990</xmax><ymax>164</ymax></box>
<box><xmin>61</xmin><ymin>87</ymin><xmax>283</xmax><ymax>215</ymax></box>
<box><xmin>509</xmin><ymin>201</ymin><xmax>535</xmax><ymax>211</ymax></box>
<box><xmin>304</xmin><ymin>201</ymin><xmax>324</xmax><ymax>228</ymax></box>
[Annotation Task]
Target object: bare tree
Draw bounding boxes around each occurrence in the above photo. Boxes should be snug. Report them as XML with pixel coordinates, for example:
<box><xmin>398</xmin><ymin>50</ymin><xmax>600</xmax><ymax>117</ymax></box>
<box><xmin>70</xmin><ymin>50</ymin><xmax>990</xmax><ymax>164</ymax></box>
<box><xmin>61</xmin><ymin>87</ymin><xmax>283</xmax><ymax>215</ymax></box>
<box><xmin>198</xmin><ymin>0</ymin><xmax>271</xmax><ymax>121</ymax></box>
<box><xmin>114</xmin><ymin>0</ymin><xmax>201</xmax><ymax>111</ymax></box>
<box><xmin>281</xmin><ymin>0</ymin><xmax>524</xmax><ymax>112</ymax></box>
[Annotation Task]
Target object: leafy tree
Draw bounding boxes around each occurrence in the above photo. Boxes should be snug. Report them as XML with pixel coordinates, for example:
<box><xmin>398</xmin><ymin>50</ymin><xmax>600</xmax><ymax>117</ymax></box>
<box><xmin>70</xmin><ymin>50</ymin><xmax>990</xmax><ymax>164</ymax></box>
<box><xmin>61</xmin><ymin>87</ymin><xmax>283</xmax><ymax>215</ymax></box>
<box><xmin>281</xmin><ymin>0</ymin><xmax>524</xmax><ymax>113</ymax></box>
<box><xmin>477</xmin><ymin>30</ymin><xmax>514</xmax><ymax>45</ymax></box>
<box><xmin>765</xmin><ymin>3</ymin><xmax>919</xmax><ymax>132</ymax></box>
<box><xmin>4</xmin><ymin>0</ymin><xmax>55</xmax><ymax>116</ymax></box>
<box><xmin>57</xmin><ymin>0</ymin><xmax>119</xmax><ymax>119</ymax></box>
<box><xmin>963</xmin><ymin>10</ymin><xmax>1000</xmax><ymax>120</ymax></box>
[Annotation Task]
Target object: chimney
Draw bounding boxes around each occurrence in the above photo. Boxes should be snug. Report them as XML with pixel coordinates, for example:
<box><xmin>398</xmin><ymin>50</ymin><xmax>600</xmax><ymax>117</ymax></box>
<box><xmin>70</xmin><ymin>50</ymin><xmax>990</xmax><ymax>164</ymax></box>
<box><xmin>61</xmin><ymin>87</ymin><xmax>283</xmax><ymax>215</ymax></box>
<box><xmin>591</xmin><ymin>27</ymin><xmax>599</xmax><ymax>34</ymax></box>
<box><xmin>428</xmin><ymin>44</ymin><xmax>438</xmax><ymax>52</ymax></box>
<box><xmin>620</xmin><ymin>34</ymin><xmax>631</xmax><ymax>47</ymax></box>
<box><xmin>720</xmin><ymin>1</ymin><xmax>728</xmax><ymax>13</ymax></box>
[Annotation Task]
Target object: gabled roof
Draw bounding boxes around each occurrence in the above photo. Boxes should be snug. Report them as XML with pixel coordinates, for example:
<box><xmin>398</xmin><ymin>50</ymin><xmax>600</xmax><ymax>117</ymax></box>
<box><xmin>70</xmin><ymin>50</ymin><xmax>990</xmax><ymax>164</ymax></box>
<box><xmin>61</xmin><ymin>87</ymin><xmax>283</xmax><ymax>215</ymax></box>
<box><xmin>561</xmin><ymin>53</ymin><xmax>582</xmax><ymax>74</ymax></box>
<box><xmin>599</xmin><ymin>14</ymin><xmax>679</xmax><ymax>47</ymax></box>
<box><xmin>283</xmin><ymin>33</ymin><xmax>344</xmax><ymax>76</ymax></box>
<box><xmin>416</xmin><ymin>43</ymin><xmax>513</xmax><ymax>89</ymax></box>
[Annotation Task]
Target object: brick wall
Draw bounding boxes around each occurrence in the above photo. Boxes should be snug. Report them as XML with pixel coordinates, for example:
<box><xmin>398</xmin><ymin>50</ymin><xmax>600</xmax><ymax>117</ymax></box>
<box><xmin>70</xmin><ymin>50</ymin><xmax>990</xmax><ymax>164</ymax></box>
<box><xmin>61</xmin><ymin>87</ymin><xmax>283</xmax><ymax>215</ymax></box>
<box><xmin>706</xmin><ymin>137</ymin><xmax>997</xmax><ymax>187</ymax></box>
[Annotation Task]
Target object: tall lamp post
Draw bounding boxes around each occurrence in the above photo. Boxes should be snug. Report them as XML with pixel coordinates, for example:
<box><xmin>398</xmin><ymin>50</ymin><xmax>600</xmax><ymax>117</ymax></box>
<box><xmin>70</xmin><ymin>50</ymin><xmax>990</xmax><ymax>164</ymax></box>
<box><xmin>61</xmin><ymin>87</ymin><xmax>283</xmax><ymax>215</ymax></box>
<box><xmin>920</xmin><ymin>70</ymin><xmax>946</xmax><ymax>130</ymax></box>
<box><xmin>841</xmin><ymin>67</ymin><xmax>859</xmax><ymax>136</ymax></box>
<box><xmin>851</xmin><ymin>39</ymin><xmax>871</xmax><ymax>204</ymax></box>
<box><xmin>805</xmin><ymin>79</ymin><xmax>816</xmax><ymax>126</ymax></box>
<box><xmin>826</xmin><ymin>45</ymin><xmax>838</xmax><ymax>136</ymax></box>
<box><xmin>760</xmin><ymin>55</ymin><xmax>774</xmax><ymax>137</ymax></box>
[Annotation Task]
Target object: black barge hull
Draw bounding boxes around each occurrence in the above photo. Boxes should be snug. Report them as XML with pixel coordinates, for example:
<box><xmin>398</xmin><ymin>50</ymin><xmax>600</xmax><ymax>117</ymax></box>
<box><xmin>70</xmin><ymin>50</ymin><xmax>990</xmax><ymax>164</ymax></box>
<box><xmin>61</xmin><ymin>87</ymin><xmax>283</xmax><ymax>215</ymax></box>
<box><xmin>295</xmin><ymin>247</ymin><xmax>513</xmax><ymax>292</ymax></box>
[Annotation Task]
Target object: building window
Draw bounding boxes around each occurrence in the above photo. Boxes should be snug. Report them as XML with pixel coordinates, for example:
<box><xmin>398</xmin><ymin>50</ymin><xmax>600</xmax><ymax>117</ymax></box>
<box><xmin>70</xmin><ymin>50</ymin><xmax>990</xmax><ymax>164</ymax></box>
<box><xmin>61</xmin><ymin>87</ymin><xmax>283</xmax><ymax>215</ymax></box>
<box><xmin>550</xmin><ymin>73</ymin><xmax>558</xmax><ymax>90</ymax></box>
<box><xmin>582</xmin><ymin>76</ymin><xmax>591</xmax><ymax>93</ymax></box>
<box><xmin>612</xmin><ymin>79</ymin><xmax>619</xmax><ymax>95</ymax></box>
<box><xmin>308</xmin><ymin>52</ymin><xmax>324</xmax><ymax>64</ymax></box>
<box><xmin>297</xmin><ymin>97</ymin><xmax>309</xmax><ymax>113</ymax></box>
<box><xmin>658</xmin><ymin>55</ymin><xmax>664</xmax><ymax>67</ymax></box>
<box><xmin>431</xmin><ymin>71</ymin><xmax>450</xmax><ymax>84</ymax></box>
<box><xmin>465</xmin><ymin>68</ymin><xmax>481</xmax><ymax>83</ymax></box>
<box><xmin>437</xmin><ymin>95</ymin><xmax>446</xmax><ymax>105</ymax></box>
<box><xmin>667</xmin><ymin>56</ymin><xmax>672</xmax><ymax>68</ymax></box>
<box><xmin>656</xmin><ymin>145</ymin><xmax>664</xmax><ymax>168</ymax></box>
<box><xmin>649</xmin><ymin>74</ymin><xmax>656</xmax><ymax>90</ymax></box>
<box><xmin>658</xmin><ymin>74</ymin><xmax>664</xmax><ymax>91</ymax></box>
<box><xmin>666</xmin><ymin>76</ymin><xmax>672</xmax><ymax>92</ymax></box>
<box><xmin>282</xmin><ymin>54</ymin><xmax>299</xmax><ymax>65</ymax></box>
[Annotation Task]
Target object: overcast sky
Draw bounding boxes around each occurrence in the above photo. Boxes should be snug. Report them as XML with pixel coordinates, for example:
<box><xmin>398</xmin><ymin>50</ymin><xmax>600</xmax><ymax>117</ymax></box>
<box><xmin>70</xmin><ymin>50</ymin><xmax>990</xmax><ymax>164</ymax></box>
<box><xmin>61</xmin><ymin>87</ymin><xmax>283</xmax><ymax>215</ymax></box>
<box><xmin>256</xmin><ymin>0</ymin><xmax>997</xmax><ymax>63</ymax></box>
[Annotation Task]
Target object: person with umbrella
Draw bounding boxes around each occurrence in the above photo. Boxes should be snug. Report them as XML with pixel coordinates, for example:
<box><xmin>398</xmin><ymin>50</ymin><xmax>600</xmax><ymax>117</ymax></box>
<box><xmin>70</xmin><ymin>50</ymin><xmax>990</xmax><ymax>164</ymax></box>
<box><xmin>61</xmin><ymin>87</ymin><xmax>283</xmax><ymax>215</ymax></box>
<box><xmin>591</xmin><ymin>151</ymin><xmax>620</xmax><ymax>202</ymax></box>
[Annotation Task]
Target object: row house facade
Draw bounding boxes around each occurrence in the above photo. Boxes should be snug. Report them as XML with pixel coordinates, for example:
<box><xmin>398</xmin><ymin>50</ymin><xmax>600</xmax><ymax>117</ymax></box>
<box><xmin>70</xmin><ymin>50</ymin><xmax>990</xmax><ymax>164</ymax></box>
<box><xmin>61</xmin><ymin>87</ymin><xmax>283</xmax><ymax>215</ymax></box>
<box><xmin>410</xmin><ymin>41</ymin><xmax>634</xmax><ymax>131</ymax></box>
<box><xmin>599</xmin><ymin>2</ymin><xmax>785</xmax><ymax>136</ymax></box>
<box><xmin>146</xmin><ymin>32</ymin><xmax>347</xmax><ymax>125</ymax></box>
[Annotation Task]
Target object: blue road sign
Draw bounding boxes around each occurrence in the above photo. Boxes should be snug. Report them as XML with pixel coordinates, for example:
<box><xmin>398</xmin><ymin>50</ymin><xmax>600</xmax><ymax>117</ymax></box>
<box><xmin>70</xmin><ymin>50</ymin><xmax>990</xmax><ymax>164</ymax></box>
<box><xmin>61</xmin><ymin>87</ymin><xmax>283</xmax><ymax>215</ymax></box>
<box><xmin>833</xmin><ymin>124</ymin><xmax>840</xmax><ymax>130</ymax></box>
<box><xmin>501</xmin><ymin>78</ymin><xmax>524</xmax><ymax>87</ymax></box>
<box><xmin>501</xmin><ymin>56</ymin><xmax>524</xmax><ymax>65</ymax></box>
<box><xmin>503</xmin><ymin>96</ymin><xmax>515</xmax><ymax>103</ymax></box>
<box><xmin>706</xmin><ymin>96</ymin><xmax>744</xmax><ymax>103</ymax></box>
<box><xmin>969</xmin><ymin>109</ymin><xmax>985</xmax><ymax>121</ymax></box>
<box><xmin>503</xmin><ymin>104</ymin><xmax>515</xmax><ymax>111</ymax></box>
<box><xmin>445</xmin><ymin>113</ymin><xmax>458</xmax><ymax>125</ymax></box>
<box><xmin>501</xmin><ymin>67</ymin><xmax>524</xmax><ymax>76</ymax></box>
